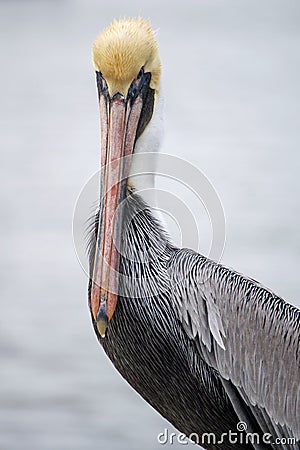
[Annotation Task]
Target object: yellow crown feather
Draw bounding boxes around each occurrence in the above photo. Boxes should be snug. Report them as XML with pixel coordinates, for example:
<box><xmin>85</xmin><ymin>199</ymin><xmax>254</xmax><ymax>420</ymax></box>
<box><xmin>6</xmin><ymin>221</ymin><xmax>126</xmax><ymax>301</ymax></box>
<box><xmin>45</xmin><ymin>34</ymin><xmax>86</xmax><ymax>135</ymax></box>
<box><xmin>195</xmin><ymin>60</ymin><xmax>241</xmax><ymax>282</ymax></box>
<box><xmin>93</xmin><ymin>18</ymin><xmax>161</xmax><ymax>96</ymax></box>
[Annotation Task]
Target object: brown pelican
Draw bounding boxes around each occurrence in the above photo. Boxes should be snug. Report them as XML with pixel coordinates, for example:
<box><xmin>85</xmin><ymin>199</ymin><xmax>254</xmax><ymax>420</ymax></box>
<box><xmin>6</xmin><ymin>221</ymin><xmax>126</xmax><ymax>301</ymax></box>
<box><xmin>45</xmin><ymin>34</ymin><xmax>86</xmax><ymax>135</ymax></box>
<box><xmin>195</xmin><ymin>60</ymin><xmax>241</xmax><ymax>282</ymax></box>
<box><xmin>88</xmin><ymin>18</ymin><xmax>300</xmax><ymax>449</ymax></box>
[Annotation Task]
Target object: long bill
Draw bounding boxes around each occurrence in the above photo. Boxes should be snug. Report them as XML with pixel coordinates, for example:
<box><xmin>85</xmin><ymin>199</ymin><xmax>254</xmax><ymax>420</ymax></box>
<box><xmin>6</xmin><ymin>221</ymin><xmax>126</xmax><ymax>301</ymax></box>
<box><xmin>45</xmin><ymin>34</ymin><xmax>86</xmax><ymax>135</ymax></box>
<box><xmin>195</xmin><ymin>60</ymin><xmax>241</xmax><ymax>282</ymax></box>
<box><xmin>90</xmin><ymin>72</ymin><xmax>151</xmax><ymax>338</ymax></box>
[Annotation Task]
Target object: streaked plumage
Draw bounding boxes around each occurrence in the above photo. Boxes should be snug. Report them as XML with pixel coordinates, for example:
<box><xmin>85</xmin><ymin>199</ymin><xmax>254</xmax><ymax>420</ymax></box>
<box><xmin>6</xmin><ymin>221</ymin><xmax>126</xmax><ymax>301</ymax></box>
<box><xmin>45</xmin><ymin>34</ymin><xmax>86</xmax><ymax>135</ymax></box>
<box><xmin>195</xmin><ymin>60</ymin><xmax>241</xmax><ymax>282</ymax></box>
<box><xmin>88</xmin><ymin>18</ymin><xmax>300</xmax><ymax>450</ymax></box>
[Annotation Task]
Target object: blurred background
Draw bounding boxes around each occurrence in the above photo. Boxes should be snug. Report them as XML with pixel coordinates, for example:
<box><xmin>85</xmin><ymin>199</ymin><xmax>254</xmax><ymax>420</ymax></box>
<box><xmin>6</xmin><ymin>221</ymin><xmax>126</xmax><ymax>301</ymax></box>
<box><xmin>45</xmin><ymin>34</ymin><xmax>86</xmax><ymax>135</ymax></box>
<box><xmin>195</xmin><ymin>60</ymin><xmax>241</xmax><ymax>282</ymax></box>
<box><xmin>1</xmin><ymin>0</ymin><xmax>299</xmax><ymax>449</ymax></box>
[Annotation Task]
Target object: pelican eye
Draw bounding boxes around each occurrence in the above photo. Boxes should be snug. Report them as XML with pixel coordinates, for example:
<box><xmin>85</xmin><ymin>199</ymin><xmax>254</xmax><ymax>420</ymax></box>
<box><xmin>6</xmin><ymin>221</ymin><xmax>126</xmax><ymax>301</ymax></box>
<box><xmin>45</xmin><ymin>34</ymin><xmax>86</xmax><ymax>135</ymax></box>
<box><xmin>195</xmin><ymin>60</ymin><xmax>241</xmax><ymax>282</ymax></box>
<box><xmin>95</xmin><ymin>71</ymin><xmax>108</xmax><ymax>98</ymax></box>
<box><xmin>136</xmin><ymin>67</ymin><xmax>144</xmax><ymax>80</ymax></box>
<box><xmin>127</xmin><ymin>68</ymin><xmax>150</xmax><ymax>103</ymax></box>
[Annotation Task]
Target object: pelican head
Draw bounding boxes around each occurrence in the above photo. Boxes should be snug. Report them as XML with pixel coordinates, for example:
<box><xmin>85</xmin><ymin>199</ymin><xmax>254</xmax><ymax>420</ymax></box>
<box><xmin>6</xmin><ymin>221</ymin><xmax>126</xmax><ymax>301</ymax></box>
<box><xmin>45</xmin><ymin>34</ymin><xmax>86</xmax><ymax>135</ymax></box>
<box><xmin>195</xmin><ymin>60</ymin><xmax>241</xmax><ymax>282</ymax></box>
<box><xmin>90</xmin><ymin>18</ymin><xmax>161</xmax><ymax>337</ymax></box>
<box><xmin>93</xmin><ymin>18</ymin><xmax>161</xmax><ymax>97</ymax></box>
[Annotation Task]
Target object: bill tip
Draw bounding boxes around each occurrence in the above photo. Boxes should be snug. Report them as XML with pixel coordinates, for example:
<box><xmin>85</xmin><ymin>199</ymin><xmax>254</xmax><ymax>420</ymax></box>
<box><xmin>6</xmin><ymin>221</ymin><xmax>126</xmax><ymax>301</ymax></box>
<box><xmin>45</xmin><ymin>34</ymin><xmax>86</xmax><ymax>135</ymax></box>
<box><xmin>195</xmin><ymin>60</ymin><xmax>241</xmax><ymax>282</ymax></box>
<box><xmin>96</xmin><ymin>309</ymin><xmax>109</xmax><ymax>338</ymax></box>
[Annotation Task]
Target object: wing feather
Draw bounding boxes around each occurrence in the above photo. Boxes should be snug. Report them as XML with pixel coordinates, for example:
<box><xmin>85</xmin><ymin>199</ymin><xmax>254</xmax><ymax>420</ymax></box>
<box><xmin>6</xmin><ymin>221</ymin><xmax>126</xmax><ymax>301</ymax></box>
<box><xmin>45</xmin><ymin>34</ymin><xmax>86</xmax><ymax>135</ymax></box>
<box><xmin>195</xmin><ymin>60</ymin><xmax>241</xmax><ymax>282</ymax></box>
<box><xmin>169</xmin><ymin>248</ymin><xmax>300</xmax><ymax>443</ymax></box>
